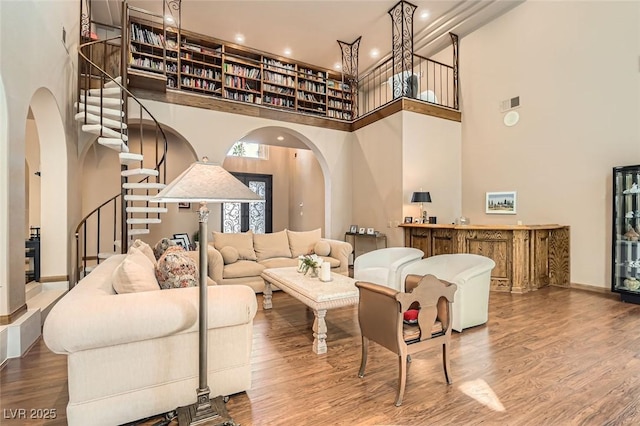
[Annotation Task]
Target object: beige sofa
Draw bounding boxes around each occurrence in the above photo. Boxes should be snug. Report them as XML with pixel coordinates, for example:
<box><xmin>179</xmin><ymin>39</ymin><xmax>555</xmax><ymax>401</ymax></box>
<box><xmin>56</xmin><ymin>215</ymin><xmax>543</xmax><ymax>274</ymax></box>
<box><xmin>43</xmin><ymin>253</ymin><xmax>257</xmax><ymax>426</ymax></box>
<box><xmin>208</xmin><ymin>229</ymin><xmax>353</xmax><ymax>292</ymax></box>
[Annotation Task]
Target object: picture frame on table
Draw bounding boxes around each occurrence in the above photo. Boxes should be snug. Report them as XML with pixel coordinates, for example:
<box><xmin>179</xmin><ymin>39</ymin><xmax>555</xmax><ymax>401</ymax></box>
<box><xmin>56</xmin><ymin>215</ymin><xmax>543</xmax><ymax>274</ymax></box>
<box><xmin>366</xmin><ymin>227</ymin><xmax>375</xmax><ymax>235</ymax></box>
<box><xmin>173</xmin><ymin>233</ymin><xmax>191</xmax><ymax>249</ymax></box>
<box><xmin>349</xmin><ymin>225</ymin><xmax>358</xmax><ymax>234</ymax></box>
<box><xmin>404</xmin><ymin>216</ymin><xmax>413</xmax><ymax>224</ymax></box>
<box><xmin>486</xmin><ymin>191</ymin><xmax>517</xmax><ymax>214</ymax></box>
<box><xmin>358</xmin><ymin>227</ymin><xmax>366</xmax><ymax>234</ymax></box>
<box><xmin>171</xmin><ymin>238</ymin><xmax>186</xmax><ymax>249</ymax></box>
<box><xmin>178</xmin><ymin>202</ymin><xmax>190</xmax><ymax>209</ymax></box>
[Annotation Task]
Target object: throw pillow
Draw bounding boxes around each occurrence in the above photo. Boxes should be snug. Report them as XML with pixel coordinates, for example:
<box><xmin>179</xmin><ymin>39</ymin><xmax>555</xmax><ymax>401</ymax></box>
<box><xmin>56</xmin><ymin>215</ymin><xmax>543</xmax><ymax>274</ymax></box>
<box><xmin>153</xmin><ymin>237</ymin><xmax>177</xmax><ymax>260</ymax></box>
<box><xmin>314</xmin><ymin>240</ymin><xmax>331</xmax><ymax>257</ymax></box>
<box><xmin>155</xmin><ymin>246</ymin><xmax>199</xmax><ymax>289</ymax></box>
<box><xmin>112</xmin><ymin>247</ymin><xmax>160</xmax><ymax>294</ymax></box>
<box><xmin>253</xmin><ymin>230</ymin><xmax>292</xmax><ymax>261</ymax></box>
<box><xmin>130</xmin><ymin>239</ymin><xmax>157</xmax><ymax>266</ymax></box>
<box><xmin>287</xmin><ymin>228</ymin><xmax>322</xmax><ymax>257</ymax></box>
<box><xmin>220</xmin><ymin>246</ymin><xmax>239</xmax><ymax>265</ymax></box>
<box><xmin>212</xmin><ymin>230</ymin><xmax>257</xmax><ymax>261</ymax></box>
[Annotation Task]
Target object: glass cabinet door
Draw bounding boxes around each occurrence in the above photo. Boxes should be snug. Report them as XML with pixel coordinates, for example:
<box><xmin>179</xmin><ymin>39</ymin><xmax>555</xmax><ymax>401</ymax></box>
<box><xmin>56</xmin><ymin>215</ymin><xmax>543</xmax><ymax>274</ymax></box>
<box><xmin>613</xmin><ymin>165</ymin><xmax>640</xmax><ymax>303</ymax></box>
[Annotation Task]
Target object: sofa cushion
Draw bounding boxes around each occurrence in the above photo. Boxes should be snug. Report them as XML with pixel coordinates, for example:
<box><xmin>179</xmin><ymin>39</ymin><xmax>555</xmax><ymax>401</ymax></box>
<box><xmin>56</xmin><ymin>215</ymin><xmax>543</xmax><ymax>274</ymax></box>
<box><xmin>112</xmin><ymin>247</ymin><xmax>160</xmax><ymax>294</ymax></box>
<box><xmin>314</xmin><ymin>240</ymin><xmax>331</xmax><ymax>257</ymax></box>
<box><xmin>183</xmin><ymin>250</ymin><xmax>217</xmax><ymax>286</ymax></box>
<box><xmin>258</xmin><ymin>257</ymin><xmax>298</xmax><ymax>269</ymax></box>
<box><xmin>223</xmin><ymin>260</ymin><xmax>265</xmax><ymax>279</ymax></box>
<box><xmin>213</xmin><ymin>231</ymin><xmax>257</xmax><ymax>261</ymax></box>
<box><xmin>131</xmin><ymin>239</ymin><xmax>157</xmax><ymax>266</ymax></box>
<box><xmin>156</xmin><ymin>246</ymin><xmax>198</xmax><ymax>289</ymax></box>
<box><xmin>287</xmin><ymin>228</ymin><xmax>322</xmax><ymax>257</ymax></box>
<box><xmin>220</xmin><ymin>246</ymin><xmax>240</xmax><ymax>264</ymax></box>
<box><xmin>153</xmin><ymin>237</ymin><xmax>177</xmax><ymax>260</ymax></box>
<box><xmin>253</xmin><ymin>230</ymin><xmax>292</xmax><ymax>261</ymax></box>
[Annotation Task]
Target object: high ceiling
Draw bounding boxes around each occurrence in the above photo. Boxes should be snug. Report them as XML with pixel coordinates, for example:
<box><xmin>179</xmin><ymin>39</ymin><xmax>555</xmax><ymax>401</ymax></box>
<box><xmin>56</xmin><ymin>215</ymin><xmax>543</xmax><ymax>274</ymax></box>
<box><xmin>92</xmin><ymin>0</ymin><xmax>524</xmax><ymax>74</ymax></box>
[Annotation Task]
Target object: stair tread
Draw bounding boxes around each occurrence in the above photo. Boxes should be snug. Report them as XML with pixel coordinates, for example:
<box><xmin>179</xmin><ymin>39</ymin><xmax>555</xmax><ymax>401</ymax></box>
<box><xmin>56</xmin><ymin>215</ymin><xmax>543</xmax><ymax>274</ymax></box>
<box><xmin>121</xmin><ymin>168</ymin><xmax>159</xmax><ymax>177</ymax></box>
<box><xmin>119</xmin><ymin>153</ymin><xmax>143</xmax><ymax>165</ymax></box>
<box><xmin>123</xmin><ymin>183</ymin><xmax>166</xmax><ymax>189</ymax></box>
<box><xmin>127</xmin><ymin>218</ymin><xmax>162</xmax><ymax>224</ymax></box>
<box><xmin>129</xmin><ymin>229</ymin><xmax>151</xmax><ymax>235</ymax></box>
<box><xmin>98</xmin><ymin>138</ymin><xmax>129</xmax><ymax>153</ymax></box>
<box><xmin>104</xmin><ymin>76</ymin><xmax>122</xmax><ymax>88</ymax></box>
<box><xmin>74</xmin><ymin>112</ymin><xmax>127</xmax><ymax>129</ymax></box>
<box><xmin>82</xmin><ymin>97</ymin><xmax>123</xmax><ymax>107</ymax></box>
<box><xmin>75</xmin><ymin>102</ymin><xmax>124</xmax><ymax>118</ymax></box>
<box><xmin>126</xmin><ymin>206</ymin><xmax>168</xmax><ymax>213</ymax></box>
<box><xmin>82</xmin><ymin>124</ymin><xmax>128</xmax><ymax>141</ymax></box>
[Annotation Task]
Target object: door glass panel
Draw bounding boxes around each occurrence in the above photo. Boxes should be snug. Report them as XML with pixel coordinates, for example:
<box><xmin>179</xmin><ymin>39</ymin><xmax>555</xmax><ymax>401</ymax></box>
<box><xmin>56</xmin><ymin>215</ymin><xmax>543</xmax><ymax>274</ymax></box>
<box><xmin>223</xmin><ymin>202</ymin><xmax>241</xmax><ymax>233</ymax></box>
<box><xmin>248</xmin><ymin>181</ymin><xmax>266</xmax><ymax>234</ymax></box>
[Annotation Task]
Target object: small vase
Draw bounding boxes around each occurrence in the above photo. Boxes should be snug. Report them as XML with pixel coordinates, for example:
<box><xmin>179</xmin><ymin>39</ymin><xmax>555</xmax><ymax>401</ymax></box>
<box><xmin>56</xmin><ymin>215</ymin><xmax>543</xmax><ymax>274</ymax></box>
<box><xmin>309</xmin><ymin>267</ymin><xmax>318</xmax><ymax>278</ymax></box>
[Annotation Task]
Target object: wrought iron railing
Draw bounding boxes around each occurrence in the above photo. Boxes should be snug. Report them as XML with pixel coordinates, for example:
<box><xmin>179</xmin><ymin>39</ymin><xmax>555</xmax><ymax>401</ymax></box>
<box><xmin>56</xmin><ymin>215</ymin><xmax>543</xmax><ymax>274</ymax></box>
<box><xmin>357</xmin><ymin>54</ymin><xmax>457</xmax><ymax>117</ymax></box>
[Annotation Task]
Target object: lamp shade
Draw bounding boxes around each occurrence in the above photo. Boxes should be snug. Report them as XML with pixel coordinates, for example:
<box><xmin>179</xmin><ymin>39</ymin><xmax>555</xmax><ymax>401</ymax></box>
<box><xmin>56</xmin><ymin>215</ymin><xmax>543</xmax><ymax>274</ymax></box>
<box><xmin>411</xmin><ymin>191</ymin><xmax>431</xmax><ymax>203</ymax></box>
<box><xmin>154</xmin><ymin>160</ymin><xmax>263</xmax><ymax>203</ymax></box>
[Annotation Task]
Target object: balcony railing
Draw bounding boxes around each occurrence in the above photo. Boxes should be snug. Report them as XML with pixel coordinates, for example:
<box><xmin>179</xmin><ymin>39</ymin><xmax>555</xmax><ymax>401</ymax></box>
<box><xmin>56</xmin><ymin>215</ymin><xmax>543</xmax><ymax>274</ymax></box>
<box><xmin>357</xmin><ymin>54</ymin><xmax>457</xmax><ymax>117</ymax></box>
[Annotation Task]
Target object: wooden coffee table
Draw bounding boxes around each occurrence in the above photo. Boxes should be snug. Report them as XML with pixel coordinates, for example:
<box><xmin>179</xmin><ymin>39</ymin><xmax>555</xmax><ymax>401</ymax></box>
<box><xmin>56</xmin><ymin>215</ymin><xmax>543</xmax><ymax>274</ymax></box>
<box><xmin>261</xmin><ymin>267</ymin><xmax>359</xmax><ymax>354</ymax></box>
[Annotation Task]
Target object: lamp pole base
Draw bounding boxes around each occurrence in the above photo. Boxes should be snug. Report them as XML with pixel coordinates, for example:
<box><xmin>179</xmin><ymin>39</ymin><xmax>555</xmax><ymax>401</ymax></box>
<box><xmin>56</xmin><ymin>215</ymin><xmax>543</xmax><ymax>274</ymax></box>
<box><xmin>177</xmin><ymin>395</ymin><xmax>237</xmax><ymax>426</ymax></box>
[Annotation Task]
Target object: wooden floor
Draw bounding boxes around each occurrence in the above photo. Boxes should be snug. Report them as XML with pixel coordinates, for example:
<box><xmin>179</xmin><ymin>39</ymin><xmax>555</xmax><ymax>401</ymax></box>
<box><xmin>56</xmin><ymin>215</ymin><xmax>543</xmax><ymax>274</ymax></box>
<box><xmin>3</xmin><ymin>286</ymin><xmax>640</xmax><ymax>425</ymax></box>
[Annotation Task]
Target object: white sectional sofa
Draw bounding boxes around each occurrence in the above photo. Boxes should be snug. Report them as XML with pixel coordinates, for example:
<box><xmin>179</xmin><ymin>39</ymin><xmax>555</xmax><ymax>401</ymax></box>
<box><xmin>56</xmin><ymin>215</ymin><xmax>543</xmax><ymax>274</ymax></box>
<box><xmin>43</xmin><ymin>253</ymin><xmax>258</xmax><ymax>426</ymax></box>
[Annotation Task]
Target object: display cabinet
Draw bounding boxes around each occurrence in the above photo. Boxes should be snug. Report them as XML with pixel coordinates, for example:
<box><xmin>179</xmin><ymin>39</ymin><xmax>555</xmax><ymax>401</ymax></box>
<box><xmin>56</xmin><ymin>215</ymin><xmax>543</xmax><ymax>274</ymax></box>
<box><xmin>612</xmin><ymin>165</ymin><xmax>640</xmax><ymax>304</ymax></box>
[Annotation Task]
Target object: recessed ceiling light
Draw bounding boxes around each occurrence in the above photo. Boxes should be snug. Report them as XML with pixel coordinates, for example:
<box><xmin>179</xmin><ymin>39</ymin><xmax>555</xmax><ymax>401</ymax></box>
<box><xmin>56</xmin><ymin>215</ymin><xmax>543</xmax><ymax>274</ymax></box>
<box><xmin>283</xmin><ymin>48</ymin><xmax>292</xmax><ymax>56</ymax></box>
<box><xmin>420</xmin><ymin>10</ymin><xmax>430</xmax><ymax>20</ymax></box>
<box><xmin>370</xmin><ymin>48</ymin><xmax>380</xmax><ymax>58</ymax></box>
<box><xmin>276</xmin><ymin>136</ymin><xmax>284</xmax><ymax>141</ymax></box>
<box><xmin>235</xmin><ymin>34</ymin><xmax>245</xmax><ymax>43</ymax></box>
<box><xmin>334</xmin><ymin>63</ymin><xmax>342</xmax><ymax>70</ymax></box>
<box><xmin>165</xmin><ymin>15</ymin><xmax>174</xmax><ymax>24</ymax></box>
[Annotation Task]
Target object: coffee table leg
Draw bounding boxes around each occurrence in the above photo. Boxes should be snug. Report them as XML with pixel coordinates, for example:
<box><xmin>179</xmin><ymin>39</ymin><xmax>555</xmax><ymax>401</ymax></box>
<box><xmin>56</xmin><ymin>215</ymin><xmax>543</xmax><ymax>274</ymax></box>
<box><xmin>312</xmin><ymin>309</ymin><xmax>327</xmax><ymax>355</ymax></box>
<box><xmin>263</xmin><ymin>280</ymin><xmax>272</xmax><ymax>310</ymax></box>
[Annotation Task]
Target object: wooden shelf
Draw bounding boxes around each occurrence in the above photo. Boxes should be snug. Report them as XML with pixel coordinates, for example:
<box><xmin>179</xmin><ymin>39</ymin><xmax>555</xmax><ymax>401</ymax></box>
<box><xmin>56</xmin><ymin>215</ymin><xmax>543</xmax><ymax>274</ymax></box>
<box><xmin>129</xmin><ymin>17</ymin><xmax>354</xmax><ymax>120</ymax></box>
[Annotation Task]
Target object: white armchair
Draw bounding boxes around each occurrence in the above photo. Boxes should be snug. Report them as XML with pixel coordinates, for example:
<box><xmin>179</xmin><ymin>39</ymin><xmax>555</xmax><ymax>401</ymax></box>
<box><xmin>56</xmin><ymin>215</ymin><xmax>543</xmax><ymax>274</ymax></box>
<box><xmin>401</xmin><ymin>254</ymin><xmax>496</xmax><ymax>332</ymax></box>
<box><xmin>354</xmin><ymin>247</ymin><xmax>424</xmax><ymax>291</ymax></box>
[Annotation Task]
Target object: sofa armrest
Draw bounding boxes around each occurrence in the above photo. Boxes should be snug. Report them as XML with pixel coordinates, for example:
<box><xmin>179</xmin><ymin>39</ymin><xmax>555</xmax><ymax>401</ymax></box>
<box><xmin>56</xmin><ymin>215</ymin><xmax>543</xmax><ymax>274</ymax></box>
<box><xmin>322</xmin><ymin>238</ymin><xmax>352</xmax><ymax>274</ymax></box>
<box><xmin>43</xmin><ymin>285</ymin><xmax>257</xmax><ymax>354</ymax></box>
<box><xmin>207</xmin><ymin>243</ymin><xmax>224</xmax><ymax>283</ymax></box>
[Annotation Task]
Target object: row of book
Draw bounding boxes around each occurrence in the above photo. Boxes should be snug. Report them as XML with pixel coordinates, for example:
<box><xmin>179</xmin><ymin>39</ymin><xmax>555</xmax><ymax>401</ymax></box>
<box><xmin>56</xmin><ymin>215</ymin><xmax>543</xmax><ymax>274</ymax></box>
<box><xmin>263</xmin><ymin>58</ymin><xmax>296</xmax><ymax>72</ymax></box>
<box><xmin>130</xmin><ymin>24</ymin><xmax>166</xmax><ymax>48</ymax></box>
<box><xmin>181</xmin><ymin>77</ymin><xmax>218</xmax><ymax>92</ymax></box>
<box><xmin>181</xmin><ymin>65</ymin><xmax>220</xmax><ymax>80</ymax></box>
<box><xmin>130</xmin><ymin>57</ymin><xmax>164</xmax><ymax>71</ymax></box>
<box><xmin>298</xmin><ymin>80</ymin><xmax>326</xmax><ymax>94</ymax></box>
<box><xmin>263</xmin><ymin>95</ymin><xmax>295</xmax><ymax>108</ymax></box>
<box><xmin>297</xmin><ymin>92</ymin><xmax>325</xmax><ymax>104</ymax></box>
<box><xmin>223</xmin><ymin>90</ymin><xmax>261</xmax><ymax>104</ymax></box>
<box><xmin>264</xmin><ymin>72</ymin><xmax>295</xmax><ymax>87</ymax></box>
<box><xmin>263</xmin><ymin>83</ymin><xmax>295</xmax><ymax>96</ymax></box>
<box><xmin>224</xmin><ymin>76</ymin><xmax>260</xmax><ymax>92</ymax></box>
<box><xmin>327</xmin><ymin>110</ymin><xmax>353</xmax><ymax>120</ymax></box>
<box><xmin>223</xmin><ymin>63</ymin><xmax>261</xmax><ymax>79</ymax></box>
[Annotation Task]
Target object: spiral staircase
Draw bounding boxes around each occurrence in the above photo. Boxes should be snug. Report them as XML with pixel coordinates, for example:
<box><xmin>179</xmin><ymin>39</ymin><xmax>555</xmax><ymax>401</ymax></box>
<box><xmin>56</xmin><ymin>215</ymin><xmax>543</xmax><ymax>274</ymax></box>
<box><xmin>74</xmin><ymin>2</ymin><xmax>170</xmax><ymax>283</ymax></box>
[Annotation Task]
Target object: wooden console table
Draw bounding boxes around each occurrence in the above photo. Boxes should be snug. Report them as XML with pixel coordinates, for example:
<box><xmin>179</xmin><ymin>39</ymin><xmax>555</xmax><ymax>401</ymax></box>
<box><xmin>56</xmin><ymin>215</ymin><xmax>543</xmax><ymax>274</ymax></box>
<box><xmin>399</xmin><ymin>224</ymin><xmax>570</xmax><ymax>293</ymax></box>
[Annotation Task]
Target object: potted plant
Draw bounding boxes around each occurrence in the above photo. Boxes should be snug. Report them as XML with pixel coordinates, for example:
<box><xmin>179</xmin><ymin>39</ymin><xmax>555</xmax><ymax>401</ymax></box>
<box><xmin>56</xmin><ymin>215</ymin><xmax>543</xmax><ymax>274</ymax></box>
<box><xmin>299</xmin><ymin>254</ymin><xmax>322</xmax><ymax>277</ymax></box>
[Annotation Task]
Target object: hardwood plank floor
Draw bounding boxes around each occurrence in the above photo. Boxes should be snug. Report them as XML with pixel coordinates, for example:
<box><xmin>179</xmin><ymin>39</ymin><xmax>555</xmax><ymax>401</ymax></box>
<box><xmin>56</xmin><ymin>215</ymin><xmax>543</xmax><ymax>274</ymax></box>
<box><xmin>2</xmin><ymin>286</ymin><xmax>640</xmax><ymax>425</ymax></box>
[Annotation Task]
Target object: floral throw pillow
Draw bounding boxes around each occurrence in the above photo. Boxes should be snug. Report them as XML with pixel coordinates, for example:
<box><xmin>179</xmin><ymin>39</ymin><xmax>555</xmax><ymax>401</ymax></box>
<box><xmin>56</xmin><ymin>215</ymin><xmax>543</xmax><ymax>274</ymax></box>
<box><xmin>155</xmin><ymin>246</ymin><xmax>198</xmax><ymax>289</ymax></box>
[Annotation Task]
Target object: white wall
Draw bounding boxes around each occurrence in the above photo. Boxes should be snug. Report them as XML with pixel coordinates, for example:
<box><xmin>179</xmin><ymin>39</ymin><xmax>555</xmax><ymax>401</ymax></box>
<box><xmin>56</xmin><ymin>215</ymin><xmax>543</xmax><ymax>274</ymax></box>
<box><xmin>459</xmin><ymin>1</ymin><xmax>640</xmax><ymax>288</ymax></box>
<box><xmin>0</xmin><ymin>0</ymin><xmax>78</xmax><ymax>315</ymax></box>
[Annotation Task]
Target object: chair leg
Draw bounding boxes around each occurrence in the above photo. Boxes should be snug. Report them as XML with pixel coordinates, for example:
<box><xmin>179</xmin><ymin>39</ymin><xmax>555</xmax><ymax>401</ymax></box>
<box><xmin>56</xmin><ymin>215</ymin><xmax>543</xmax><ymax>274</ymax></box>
<box><xmin>442</xmin><ymin>342</ymin><xmax>452</xmax><ymax>385</ymax></box>
<box><xmin>395</xmin><ymin>353</ymin><xmax>407</xmax><ymax>406</ymax></box>
<box><xmin>358</xmin><ymin>336</ymin><xmax>369</xmax><ymax>378</ymax></box>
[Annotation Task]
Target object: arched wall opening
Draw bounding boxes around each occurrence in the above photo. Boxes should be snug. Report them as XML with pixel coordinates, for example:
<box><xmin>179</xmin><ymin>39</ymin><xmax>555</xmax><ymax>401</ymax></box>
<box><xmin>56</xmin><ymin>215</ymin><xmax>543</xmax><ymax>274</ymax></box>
<box><xmin>221</xmin><ymin>126</ymin><xmax>330</xmax><ymax>235</ymax></box>
<box><xmin>28</xmin><ymin>88</ymin><xmax>68</xmax><ymax>282</ymax></box>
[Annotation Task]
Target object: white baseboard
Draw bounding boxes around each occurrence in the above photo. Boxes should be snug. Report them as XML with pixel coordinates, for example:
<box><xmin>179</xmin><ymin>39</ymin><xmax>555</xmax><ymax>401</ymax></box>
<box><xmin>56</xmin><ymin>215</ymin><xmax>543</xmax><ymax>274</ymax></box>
<box><xmin>0</xmin><ymin>326</ymin><xmax>8</xmax><ymax>367</ymax></box>
<box><xmin>7</xmin><ymin>309</ymin><xmax>42</xmax><ymax>358</ymax></box>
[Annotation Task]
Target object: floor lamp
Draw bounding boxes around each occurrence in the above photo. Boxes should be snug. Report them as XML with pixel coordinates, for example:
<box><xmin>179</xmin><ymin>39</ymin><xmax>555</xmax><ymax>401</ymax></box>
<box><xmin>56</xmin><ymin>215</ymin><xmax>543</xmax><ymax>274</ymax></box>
<box><xmin>154</xmin><ymin>158</ymin><xmax>263</xmax><ymax>426</ymax></box>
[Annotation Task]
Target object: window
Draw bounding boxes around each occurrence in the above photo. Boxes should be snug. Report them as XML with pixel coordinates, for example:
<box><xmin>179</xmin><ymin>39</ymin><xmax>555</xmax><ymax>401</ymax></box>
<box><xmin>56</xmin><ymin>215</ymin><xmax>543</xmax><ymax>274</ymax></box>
<box><xmin>227</xmin><ymin>141</ymin><xmax>268</xmax><ymax>159</ymax></box>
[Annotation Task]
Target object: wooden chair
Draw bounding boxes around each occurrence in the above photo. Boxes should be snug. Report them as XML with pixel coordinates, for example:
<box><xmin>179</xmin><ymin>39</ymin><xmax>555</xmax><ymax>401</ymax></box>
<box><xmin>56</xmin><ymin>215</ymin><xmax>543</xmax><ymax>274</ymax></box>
<box><xmin>356</xmin><ymin>274</ymin><xmax>457</xmax><ymax>406</ymax></box>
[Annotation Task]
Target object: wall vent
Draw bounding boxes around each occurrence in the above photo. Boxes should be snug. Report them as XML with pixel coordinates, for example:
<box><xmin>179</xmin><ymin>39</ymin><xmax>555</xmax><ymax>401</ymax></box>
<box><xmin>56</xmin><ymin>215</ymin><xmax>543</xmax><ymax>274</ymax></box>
<box><xmin>500</xmin><ymin>96</ymin><xmax>520</xmax><ymax>112</ymax></box>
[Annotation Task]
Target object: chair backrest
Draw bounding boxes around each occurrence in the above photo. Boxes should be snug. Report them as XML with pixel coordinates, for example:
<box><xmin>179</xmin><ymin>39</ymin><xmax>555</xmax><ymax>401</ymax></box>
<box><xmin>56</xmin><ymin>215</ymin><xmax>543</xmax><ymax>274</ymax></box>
<box><xmin>401</xmin><ymin>254</ymin><xmax>495</xmax><ymax>285</ymax></box>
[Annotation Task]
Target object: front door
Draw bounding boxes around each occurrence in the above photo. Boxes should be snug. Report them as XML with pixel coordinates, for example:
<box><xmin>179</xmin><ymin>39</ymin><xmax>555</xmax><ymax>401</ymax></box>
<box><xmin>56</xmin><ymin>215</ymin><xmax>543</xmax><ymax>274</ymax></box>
<box><xmin>222</xmin><ymin>173</ymin><xmax>272</xmax><ymax>234</ymax></box>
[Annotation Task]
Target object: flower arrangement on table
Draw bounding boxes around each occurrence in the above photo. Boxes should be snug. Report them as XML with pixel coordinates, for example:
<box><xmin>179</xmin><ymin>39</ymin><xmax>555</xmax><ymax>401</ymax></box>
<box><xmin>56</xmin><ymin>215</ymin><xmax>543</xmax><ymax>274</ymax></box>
<box><xmin>298</xmin><ymin>254</ymin><xmax>323</xmax><ymax>276</ymax></box>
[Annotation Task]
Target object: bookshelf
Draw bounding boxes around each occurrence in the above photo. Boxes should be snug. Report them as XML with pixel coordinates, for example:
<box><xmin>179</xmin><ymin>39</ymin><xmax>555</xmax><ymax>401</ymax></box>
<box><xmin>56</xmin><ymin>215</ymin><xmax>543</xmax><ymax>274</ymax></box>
<box><xmin>128</xmin><ymin>18</ymin><xmax>354</xmax><ymax>120</ymax></box>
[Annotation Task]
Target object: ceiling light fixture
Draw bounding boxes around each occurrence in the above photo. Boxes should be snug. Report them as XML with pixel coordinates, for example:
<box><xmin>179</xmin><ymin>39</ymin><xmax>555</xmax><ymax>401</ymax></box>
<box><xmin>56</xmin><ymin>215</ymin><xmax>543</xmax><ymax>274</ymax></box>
<box><xmin>283</xmin><ymin>48</ymin><xmax>292</xmax><ymax>56</ymax></box>
<box><xmin>165</xmin><ymin>15</ymin><xmax>175</xmax><ymax>24</ymax></box>
<box><xmin>370</xmin><ymin>48</ymin><xmax>380</xmax><ymax>58</ymax></box>
<box><xmin>334</xmin><ymin>63</ymin><xmax>342</xmax><ymax>70</ymax></box>
<box><xmin>235</xmin><ymin>34</ymin><xmax>245</xmax><ymax>43</ymax></box>
<box><xmin>276</xmin><ymin>136</ymin><xmax>284</xmax><ymax>141</ymax></box>
<box><xmin>420</xmin><ymin>10</ymin><xmax>430</xmax><ymax>20</ymax></box>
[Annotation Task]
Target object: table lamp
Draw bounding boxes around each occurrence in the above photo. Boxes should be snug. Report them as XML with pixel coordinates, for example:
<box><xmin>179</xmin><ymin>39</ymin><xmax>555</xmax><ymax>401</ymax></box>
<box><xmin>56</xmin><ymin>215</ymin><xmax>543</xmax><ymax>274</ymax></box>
<box><xmin>411</xmin><ymin>191</ymin><xmax>431</xmax><ymax>223</ymax></box>
<box><xmin>154</xmin><ymin>157</ymin><xmax>263</xmax><ymax>426</ymax></box>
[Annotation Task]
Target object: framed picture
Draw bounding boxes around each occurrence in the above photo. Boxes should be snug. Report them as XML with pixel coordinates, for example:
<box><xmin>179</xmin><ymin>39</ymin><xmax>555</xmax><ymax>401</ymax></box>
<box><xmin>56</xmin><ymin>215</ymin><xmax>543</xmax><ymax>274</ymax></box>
<box><xmin>366</xmin><ymin>227</ymin><xmax>375</xmax><ymax>235</ymax></box>
<box><xmin>486</xmin><ymin>191</ymin><xmax>517</xmax><ymax>214</ymax></box>
<box><xmin>173</xmin><ymin>233</ymin><xmax>191</xmax><ymax>249</ymax></box>
<box><xmin>358</xmin><ymin>227</ymin><xmax>366</xmax><ymax>234</ymax></box>
<box><xmin>178</xmin><ymin>202</ymin><xmax>190</xmax><ymax>209</ymax></box>
<box><xmin>349</xmin><ymin>225</ymin><xmax>358</xmax><ymax>234</ymax></box>
<box><xmin>404</xmin><ymin>216</ymin><xmax>413</xmax><ymax>224</ymax></box>
<box><xmin>171</xmin><ymin>238</ymin><xmax>186</xmax><ymax>249</ymax></box>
